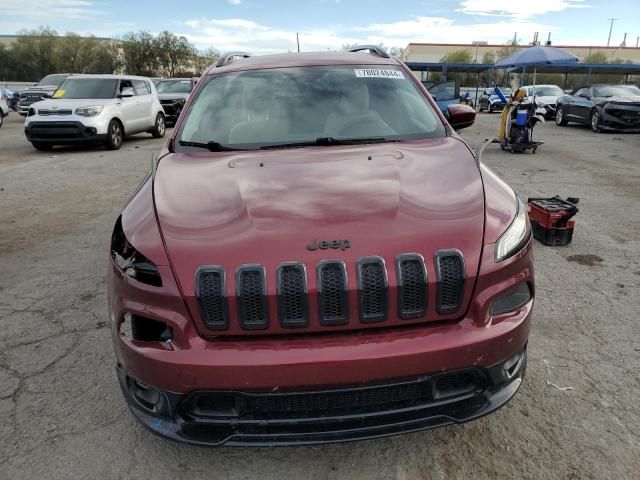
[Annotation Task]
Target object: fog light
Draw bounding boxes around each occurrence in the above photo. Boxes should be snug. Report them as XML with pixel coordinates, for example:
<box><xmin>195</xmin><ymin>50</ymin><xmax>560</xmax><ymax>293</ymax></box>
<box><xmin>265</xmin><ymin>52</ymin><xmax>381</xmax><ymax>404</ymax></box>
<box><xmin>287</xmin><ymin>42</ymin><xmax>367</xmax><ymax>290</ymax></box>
<box><xmin>503</xmin><ymin>351</ymin><xmax>523</xmax><ymax>380</ymax></box>
<box><xmin>491</xmin><ymin>282</ymin><xmax>532</xmax><ymax>315</ymax></box>
<box><xmin>130</xmin><ymin>378</ymin><xmax>161</xmax><ymax>410</ymax></box>
<box><xmin>121</xmin><ymin>312</ymin><xmax>172</xmax><ymax>342</ymax></box>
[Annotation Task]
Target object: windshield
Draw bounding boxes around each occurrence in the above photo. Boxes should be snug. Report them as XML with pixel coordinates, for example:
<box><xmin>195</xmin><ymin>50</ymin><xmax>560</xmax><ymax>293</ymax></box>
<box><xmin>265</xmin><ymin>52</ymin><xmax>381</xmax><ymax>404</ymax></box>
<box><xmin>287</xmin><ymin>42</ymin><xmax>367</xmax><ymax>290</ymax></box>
<box><xmin>532</xmin><ymin>86</ymin><xmax>562</xmax><ymax>97</ymax></box>
<box><xmin>53</xmin><ymin>78</ymin><xmax>118</xmax><ymax>99</ymax></box>
<box><xmin>177</xmin><ymin>66</ymin><xmax>444</xmax><ymax>149</ymax></box>
<box><xmin>157</xmin><ymin>79</ymin><xmax>193</xmax><ymax>94</ymax></box>
<box><xmin>593</xmin><ymin>85</ymin><xmax>640</xmax><ymax>97</ymax></box>
<box><xmin>38</xmin><ymin>74</ymin><xmax>68</xmax><ymax>87</ymax></box>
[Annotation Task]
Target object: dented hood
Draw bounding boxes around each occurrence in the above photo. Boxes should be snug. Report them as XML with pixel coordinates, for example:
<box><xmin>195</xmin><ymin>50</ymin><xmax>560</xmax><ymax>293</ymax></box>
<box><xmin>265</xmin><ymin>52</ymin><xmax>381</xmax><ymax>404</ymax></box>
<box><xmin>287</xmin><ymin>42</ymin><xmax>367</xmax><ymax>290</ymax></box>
<box><xmin>154</xmin><ymin>137</ymin><xmax>485</xmax><ymax>306</ymax></box>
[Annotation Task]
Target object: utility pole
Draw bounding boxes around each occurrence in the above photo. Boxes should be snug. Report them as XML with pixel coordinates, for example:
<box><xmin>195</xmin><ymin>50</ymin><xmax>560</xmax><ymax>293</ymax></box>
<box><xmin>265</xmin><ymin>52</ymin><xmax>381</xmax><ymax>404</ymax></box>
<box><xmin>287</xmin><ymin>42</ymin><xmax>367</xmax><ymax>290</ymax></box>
<box><xmin>296</xmin><ymin>33</ymin><xmax>300</xmax><ymax>53</ymax></box>
<box><xmin>607</xmin><ymin>18</ymin><xmax>617</xmax><ymax>47</ymax></box>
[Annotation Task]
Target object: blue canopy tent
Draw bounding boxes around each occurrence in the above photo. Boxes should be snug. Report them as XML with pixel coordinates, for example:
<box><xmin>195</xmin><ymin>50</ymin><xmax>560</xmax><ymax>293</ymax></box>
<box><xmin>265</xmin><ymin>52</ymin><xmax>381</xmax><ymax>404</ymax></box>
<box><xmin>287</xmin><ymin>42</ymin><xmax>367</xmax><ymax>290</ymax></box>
<box><xmin>495</xmin><ymin>45</ymin><xmax>579</xmax><ymax>94</ymax></box>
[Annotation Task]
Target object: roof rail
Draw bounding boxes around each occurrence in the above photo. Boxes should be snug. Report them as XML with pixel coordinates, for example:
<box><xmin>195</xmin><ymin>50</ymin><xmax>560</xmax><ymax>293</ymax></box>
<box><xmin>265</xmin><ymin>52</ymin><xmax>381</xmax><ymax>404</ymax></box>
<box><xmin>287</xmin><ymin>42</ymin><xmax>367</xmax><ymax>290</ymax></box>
<box><xmin>216</xmin><ymin>51</ymin><xmax>252</xmax><ymax>68</ymax></box>
<box><xmin>348</xmin><ymin>45</ymin><xmax>390</xmax><ymax>59</ymax></box>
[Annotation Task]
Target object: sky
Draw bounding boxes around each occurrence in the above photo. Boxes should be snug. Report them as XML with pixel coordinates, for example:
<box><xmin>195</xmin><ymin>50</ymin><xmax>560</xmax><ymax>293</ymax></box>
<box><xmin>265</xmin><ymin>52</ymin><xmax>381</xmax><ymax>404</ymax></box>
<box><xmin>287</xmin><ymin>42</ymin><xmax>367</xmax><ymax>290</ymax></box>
<box><xmin>0</xmin><ymin>0</ymin><xmax>639</xmax><ymax>54</ymax></box>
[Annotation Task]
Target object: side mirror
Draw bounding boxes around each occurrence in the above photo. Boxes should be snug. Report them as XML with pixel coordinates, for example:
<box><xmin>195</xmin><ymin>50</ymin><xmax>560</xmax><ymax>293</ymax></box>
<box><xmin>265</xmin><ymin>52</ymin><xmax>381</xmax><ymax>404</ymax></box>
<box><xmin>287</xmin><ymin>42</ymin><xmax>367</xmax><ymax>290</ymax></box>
<box><xmin>119</xmin><ymin>87</ymin><xmax>135</xmax><ymax>98</ymax></box>
<box><xmin>447</xmin><ymin>104</ymin><xmax>476</xmax><ymax>130</ymax></box>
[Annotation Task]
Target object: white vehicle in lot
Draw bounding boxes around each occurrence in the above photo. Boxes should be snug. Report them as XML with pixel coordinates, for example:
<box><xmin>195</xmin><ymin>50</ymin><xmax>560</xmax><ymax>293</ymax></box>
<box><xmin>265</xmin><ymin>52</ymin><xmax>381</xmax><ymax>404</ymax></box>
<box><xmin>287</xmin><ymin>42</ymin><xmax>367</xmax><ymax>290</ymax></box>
<box><xmin>24</xmin><ymin>74</ymin><xmax>166</xmax><ymax>151</ymax></box>
<box><xmin>0</xmin><ymin>87</ymin><xmax>10</xmax><ymax>128</ymax></box>
<box><xmin>521</xmin><ymin>84</ymin><xmax>564</xmax><ymax>119</ymax></box>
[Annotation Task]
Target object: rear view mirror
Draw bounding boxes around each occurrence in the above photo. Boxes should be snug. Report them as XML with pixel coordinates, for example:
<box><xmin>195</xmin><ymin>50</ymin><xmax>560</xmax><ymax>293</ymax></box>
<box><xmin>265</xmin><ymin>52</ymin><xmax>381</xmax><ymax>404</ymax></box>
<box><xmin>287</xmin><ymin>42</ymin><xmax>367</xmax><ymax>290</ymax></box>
<box><xmin>447</xmin><ymin>104</ymin><xmax>476</xmax><ymax>130</ymax></box>
<box><xmin>119</xmin><ymin>87</ymin><xmax>135</xmax><ymax>98</ymax></box>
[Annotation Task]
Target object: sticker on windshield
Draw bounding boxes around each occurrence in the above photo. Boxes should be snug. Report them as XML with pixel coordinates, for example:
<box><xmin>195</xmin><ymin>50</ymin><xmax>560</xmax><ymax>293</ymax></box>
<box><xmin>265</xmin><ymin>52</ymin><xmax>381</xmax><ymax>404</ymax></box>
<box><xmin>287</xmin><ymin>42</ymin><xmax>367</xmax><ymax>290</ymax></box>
<box><xmin>354</xmin><ymin>69</ymin><xmax>404</xmax><ymax>80</ymax></box>
<box><xmin>52</xmin><ymin>90</ymin><xmax>65</xmax><ymax>98</ymax></box>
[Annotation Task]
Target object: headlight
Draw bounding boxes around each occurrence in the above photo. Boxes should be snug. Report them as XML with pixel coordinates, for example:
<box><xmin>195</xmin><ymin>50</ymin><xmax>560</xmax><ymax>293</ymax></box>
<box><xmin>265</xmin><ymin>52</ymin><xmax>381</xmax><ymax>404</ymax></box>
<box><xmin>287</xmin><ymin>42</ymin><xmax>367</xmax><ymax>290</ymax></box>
<box><xmin>75</xmin><ymin>105</ymin><xmax>104</xmax><ymax>117</ymax></box>
<box><xmin>495</xmin><ymin>197</ymin><xmax>531</xmax><ymax>262</ymax></box>
<box><xmin>111</xmin><ymin>216</ymin><xmax>162</xmax><ymax>287</ymax></box>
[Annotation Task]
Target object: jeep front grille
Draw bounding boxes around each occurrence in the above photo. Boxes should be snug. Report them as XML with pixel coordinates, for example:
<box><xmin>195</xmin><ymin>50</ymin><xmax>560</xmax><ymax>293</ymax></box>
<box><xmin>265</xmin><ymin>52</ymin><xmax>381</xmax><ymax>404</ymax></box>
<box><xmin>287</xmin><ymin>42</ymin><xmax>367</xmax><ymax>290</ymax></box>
<box><xmin>196</xmin><ymin>267</ymin><xmax>228</xmax><ymax>330</ymax></box>
<box><xmin>435</xmin><ymin>250</ymin><xmax>465</xmax><ymax>314</ymax></box>
<box><xmin>396</xmin><ymin>254</ymin><xmax>428</xmax><ymax>319</ymax></box>
<box><xmin>317</xmin><ymin>261</ymin><xmax>349</xmax><ymax>326</ymax></box>
<box><xmin>236</xmin><ymin>265</ymin><xmax>269</xmax><ymax>330</ymax></box>
<box><xmin>356</xmin><ymin>257</ymin><xmax>388</xmax><ymax>323</ymax></box>
<box><xmin>195</xmin><ymin>251</ymin><xmax>467</xmax><ymax>333</ymax></box>
<box><xmin>276</xmin><ymin>263</ymin><xmax>309</xmax><ymax>328</ymax></box>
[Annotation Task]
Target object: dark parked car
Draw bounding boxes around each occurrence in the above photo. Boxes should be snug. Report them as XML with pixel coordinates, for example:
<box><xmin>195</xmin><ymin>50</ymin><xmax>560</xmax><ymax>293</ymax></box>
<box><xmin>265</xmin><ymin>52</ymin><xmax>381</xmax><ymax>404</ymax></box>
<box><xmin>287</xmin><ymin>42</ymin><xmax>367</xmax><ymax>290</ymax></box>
<box><xmin>156</xmin><ymin>78</ymin><xmax>197</xmax><ymax>124</ymax></box>
<box><xmin>3</xmin><ymin>88</ymin><xmax>18</xmax><ymax>111</ymax></box>
<box><xmin>555</xmin><ymin>84</ymin><xmax>640</xmax><ymax>132</ymax></box>
<box><xmin>479</xmin><ymin>87</ymin><xmax>512</xmax><ymax>112</ymax></box>
<box><xmin>16</xmin><ymin>74</ymin><xmax>71</xmax><ymax>116</ymax></box>
<box><xmin>109</xmin><ymin>48</ymin><xmax>533</xmax><ymax>446</ymax></box>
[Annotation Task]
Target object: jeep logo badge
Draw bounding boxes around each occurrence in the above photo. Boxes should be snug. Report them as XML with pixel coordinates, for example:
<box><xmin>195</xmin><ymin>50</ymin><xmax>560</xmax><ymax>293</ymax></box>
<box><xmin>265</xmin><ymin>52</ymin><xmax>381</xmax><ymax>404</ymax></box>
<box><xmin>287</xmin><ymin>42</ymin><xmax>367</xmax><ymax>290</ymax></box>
<box><xmin>306</xmin><ymin>239</ymin><xmax>351</xmax><ymax>251</ymax></box>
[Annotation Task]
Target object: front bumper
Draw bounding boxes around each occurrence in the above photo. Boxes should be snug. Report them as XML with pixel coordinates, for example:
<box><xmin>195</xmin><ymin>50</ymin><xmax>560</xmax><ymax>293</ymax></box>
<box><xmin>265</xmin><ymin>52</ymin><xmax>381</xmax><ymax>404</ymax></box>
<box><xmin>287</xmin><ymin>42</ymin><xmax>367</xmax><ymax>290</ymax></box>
<box><xmin>117</xmin><ymin>347</ymin><xmax>527</xmax><ymax>446</ymax></box>
<box><xmin>599</xmin><ymin>104</ymin><xmax>640</xmax><ymax>132</ymax></box>
<box><xmin>160</xmin><ymin>101</ymin><xmax>185</xmax><ymax>122</ymax></box>
<box><xmin>25</xmin><ymin>120</ymin><xmax>107</xmax><ymax>145</ymax></box>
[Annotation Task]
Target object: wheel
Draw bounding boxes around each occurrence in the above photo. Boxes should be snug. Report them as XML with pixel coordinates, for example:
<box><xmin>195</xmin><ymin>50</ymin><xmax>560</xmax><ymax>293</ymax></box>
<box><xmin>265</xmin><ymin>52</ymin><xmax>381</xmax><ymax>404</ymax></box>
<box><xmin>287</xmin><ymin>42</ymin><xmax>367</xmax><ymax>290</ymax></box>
<box><xmin>555</xmin><ymin>105</ymin><xmax>568</xmax><ymax>126</ymax></box>
<box><xmin>32</xmin><ymin>142</ymin><xmax>53</xmax><ymax>151</ymax></box>
<box><xmin>0</xmin><ymin>111</ymin><xmax>3</xmax><ymax>128</ymax></box>
<box><xmin>151</xmin><ymin>113</ymin><xmax>165</xmax><ymax>138</ymax></box>
<box><xmin>590</xmin><ymin>109</ymin><xmax>602</xmax><ymax>133</ymax></box>
<box><xmin>488</xmin><ymin>103</ymin><xmax>493</xmax><ymax>113</ymax></box>
<box><xmin>532</xmin><ymin>147</ymin><xmax>537</xmax><ymax>154</ymax></box>
<box><xmin>105</xmin><ymin>119</ymin><xmax>124</xmax><ymax>150</ymax></box>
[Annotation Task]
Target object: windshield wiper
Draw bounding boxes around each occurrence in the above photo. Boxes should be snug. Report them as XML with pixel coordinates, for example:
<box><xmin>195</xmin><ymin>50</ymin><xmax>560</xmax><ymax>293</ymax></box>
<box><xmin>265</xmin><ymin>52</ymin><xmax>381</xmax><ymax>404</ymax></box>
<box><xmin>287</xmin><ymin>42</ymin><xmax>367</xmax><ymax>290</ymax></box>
<box><xmin>260</xmin><ymin>137</ymin><xmax>398</xmax><ymax>150</ymax></box>
<box><xmin>178</xmin><ymin>140</ymin><xmax>250</xmax><ymax>152</ymax></box>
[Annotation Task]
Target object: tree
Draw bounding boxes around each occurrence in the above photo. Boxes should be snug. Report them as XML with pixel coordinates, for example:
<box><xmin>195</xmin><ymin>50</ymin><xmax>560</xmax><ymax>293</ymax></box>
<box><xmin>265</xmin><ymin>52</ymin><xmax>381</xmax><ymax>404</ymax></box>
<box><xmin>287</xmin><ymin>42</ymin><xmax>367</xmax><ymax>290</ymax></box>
<box><xmin>156</xmin><ymin>31</ymin><xmax>197</xmax><ymax>77</ymax></box>
<box><xmin>439</xmin><ymin>49</ymin><xmax>473</xmax><ymax>64</ymax></box>
<box><xmin>439</xmin><ymin>49</ymin><xmax>473</xmax><ymax>86</ymax></box>
<box><xmin>57</xmin><ymin>33</ymin><xmax>116</xmax><ymax>74</ymax></box>
<box><xmin>121</xmin><ymin>31</ymin><xmax>159</xmax><ymax>76</ymax></box>
<box><xmin>11</xmin><ymin>27</ymin><xmax>59</xmax><ymax>80</ymax></box>
<box><xmin>194</xmin><ymin>47</ymin><xmax>220</xmax><ymax>74</ymax></box>
<box><xmin>482</xmin><ymin>51</ymin><xmax>496</xmax><ymax>64</ymax></box>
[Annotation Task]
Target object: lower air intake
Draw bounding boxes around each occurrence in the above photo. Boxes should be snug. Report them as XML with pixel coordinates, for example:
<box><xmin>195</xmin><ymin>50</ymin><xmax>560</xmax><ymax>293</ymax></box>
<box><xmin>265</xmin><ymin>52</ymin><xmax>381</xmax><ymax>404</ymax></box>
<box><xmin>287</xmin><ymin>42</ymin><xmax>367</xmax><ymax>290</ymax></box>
<box><xmin>317</xmin><ymin>261</ymin><xmax>348</xmax><ymax>326</ymax></box>
<box><xmin>196</xmin><ymin>267</ymin><xmax>228</xmax><ymax>330</ymax></box>
<box><xmin>435</xmin><ymin>250</ymin><xmax>465</xmax><ymax>314</ymax></box>
<box><xmin>236</xmin><ymin>265</ymin><xmax>269</xmax><ymax>330</ymax></box>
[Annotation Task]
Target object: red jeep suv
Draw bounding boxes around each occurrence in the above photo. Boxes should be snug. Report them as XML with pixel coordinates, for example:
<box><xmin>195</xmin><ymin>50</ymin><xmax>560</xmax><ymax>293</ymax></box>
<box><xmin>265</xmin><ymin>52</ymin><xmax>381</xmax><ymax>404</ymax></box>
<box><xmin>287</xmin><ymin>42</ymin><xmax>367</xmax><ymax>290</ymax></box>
<box><xmin>109</xmin><ymin>47</ymin><xmax>534</xmax><ymax>446</ymax></box>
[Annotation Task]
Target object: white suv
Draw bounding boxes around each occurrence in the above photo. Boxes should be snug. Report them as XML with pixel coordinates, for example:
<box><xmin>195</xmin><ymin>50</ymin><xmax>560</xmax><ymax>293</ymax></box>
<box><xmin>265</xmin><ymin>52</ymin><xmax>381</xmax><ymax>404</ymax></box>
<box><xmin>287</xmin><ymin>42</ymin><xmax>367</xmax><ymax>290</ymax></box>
<box><xmin>24</xmin><ymin>74</ymin><xmax>166</xmax><ymax>151</ymax></box>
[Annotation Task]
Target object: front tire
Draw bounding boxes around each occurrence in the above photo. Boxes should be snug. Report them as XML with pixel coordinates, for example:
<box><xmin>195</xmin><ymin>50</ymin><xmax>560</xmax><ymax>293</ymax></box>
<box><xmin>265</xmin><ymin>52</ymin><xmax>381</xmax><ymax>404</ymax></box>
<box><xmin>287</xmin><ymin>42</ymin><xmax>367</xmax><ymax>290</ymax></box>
<box><xmin>32</xmin><ymin>142</ymin><xmax>53</xmax><ymax>151</ymax></box>
<box><xmin>555</xmin><ymin>105</ymin><xmax>568</xmax><ymax>126</ymax></box>
<box><xmin>151</xmin><ymin>113</ymin><xmax>165</xmax><ymax>138</ymax></box>
<box><xmin>590</xmin><ymin>109</ymin><xmax>602</xmax><ymax>133</ymax></box>
<box><xmin>105</xmin><ymin>119</ymin><xmax>124</xmax><ymax>150</ymax></box>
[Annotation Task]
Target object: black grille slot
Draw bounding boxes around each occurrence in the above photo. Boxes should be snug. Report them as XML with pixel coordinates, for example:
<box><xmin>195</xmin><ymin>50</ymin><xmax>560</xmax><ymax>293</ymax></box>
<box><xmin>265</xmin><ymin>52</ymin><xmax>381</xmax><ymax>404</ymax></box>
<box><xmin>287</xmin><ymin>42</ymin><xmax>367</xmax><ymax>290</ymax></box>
<box><xmin>396</xmin><ymin>254</ymin><xmax>427</xmax><ymax>319</ymax></box>
<box><xmin>236</xmin><ymin>266</ymin><xmax>269</xmax><ymax>330</ymax></box>
<box><xmin>435</xmin><ymin>250</ymin><xmax>465</xmax><ymax>314</ymax></box>
<box><xmin>196</xmin><ymin>267</ymin><xmax>228</xmax><ymax>330</ymax></box>
<box><xmin>317</xmin><ymin>261</ymin><xmax>348</xmax><ymax>326</ymax></box>
<box><xmin>276</xmin><ymin>263</ymin><xmax>309</xmax><ymax>328</ymax></box>
<box><xmin>357</xmin><ymin>257</ymin><xmax>388</xmax><ymax>323</ymax></box>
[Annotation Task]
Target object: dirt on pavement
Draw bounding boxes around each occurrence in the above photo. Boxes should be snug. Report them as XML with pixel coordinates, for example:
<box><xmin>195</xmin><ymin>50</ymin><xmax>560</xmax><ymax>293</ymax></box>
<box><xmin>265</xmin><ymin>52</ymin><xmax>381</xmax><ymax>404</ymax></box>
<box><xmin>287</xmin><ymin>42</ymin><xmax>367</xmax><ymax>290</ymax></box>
<box><xmin>0</xmin><ymin>112</ymin><xmax>639</xmax><ymax>479</ymax></box>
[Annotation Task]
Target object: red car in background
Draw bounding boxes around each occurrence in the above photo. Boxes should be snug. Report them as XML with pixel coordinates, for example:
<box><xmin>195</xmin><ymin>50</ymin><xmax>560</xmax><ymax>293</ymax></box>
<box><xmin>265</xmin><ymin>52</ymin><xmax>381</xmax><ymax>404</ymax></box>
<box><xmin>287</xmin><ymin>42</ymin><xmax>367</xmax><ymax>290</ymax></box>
<box><xmin>108</xmin><ymin>46</ymin><xmax>534</xmax><ymax>446</ymax></box>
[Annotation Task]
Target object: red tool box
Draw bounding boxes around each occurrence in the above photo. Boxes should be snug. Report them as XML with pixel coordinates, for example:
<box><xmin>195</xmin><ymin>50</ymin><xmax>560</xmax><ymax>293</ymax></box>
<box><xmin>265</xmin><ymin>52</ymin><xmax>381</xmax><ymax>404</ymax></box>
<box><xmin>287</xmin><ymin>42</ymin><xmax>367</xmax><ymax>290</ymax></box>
<box><xmin>527</xmin><ymin>197</ymin><xmax>579</xmax><ymax>246</ymax></box>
